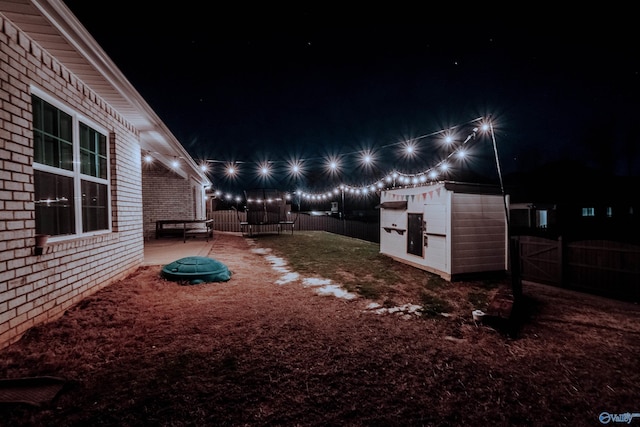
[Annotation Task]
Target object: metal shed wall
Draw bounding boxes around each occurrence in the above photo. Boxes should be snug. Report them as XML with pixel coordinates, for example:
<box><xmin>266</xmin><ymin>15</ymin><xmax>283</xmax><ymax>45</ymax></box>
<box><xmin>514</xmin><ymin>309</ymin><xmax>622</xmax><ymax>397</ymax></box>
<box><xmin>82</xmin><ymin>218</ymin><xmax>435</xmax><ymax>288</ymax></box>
<box><xmin>450</xmin><ymin>193</ymin><xmax>508</xmax><ymax>275</ymax></box>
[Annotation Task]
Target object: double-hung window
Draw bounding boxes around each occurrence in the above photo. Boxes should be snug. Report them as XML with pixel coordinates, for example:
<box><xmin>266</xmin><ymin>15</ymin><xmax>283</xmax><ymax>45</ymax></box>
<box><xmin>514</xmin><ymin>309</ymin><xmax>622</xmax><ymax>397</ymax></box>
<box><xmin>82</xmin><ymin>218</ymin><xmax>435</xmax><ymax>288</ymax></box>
<box><xmin>32</xmin><ymin>91</ymin><xmax>110</xmax><ymax>238</ymax></box>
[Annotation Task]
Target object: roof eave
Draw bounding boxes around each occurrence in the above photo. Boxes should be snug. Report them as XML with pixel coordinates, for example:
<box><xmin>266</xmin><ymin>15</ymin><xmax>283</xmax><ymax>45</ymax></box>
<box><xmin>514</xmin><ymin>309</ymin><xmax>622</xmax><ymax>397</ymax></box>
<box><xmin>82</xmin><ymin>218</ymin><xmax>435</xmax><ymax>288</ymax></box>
<box><xmin>18</xmin><ymin>0</ymin><xmax>210</xmax><ymax>185</ymax></box>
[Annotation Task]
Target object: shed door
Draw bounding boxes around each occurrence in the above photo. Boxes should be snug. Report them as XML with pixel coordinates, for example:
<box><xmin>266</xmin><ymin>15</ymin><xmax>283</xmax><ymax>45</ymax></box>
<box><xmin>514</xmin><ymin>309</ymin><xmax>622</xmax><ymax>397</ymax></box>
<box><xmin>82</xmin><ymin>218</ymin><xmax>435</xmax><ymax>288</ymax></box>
<box><xmin>424</xmin><ymin>204</ymin><xmax>447</xmax><ymax>272</ymax></box>
<box><xmin>407</xmin><ymin>213</ymin><xmax>423</xmax><ymax>256</ymax></box>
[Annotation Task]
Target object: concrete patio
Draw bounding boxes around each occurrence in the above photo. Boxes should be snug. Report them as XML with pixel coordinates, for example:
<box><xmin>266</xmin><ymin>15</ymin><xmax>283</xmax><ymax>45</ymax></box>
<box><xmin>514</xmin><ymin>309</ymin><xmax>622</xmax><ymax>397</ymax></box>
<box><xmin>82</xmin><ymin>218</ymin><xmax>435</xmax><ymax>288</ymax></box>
<box><xmin>143</xmin><ymin>236</ymin><xmax>217</xmax><ymax>266</ymax></box>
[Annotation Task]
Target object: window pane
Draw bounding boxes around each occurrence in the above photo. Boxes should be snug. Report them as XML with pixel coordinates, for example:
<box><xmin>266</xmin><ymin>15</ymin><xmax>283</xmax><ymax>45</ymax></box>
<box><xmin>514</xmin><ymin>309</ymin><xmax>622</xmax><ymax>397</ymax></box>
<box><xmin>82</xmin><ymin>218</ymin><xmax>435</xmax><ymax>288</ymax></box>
<box><xmin>33</xmin><ymin>96</ymin><xmax>73</xmax><ymax>171</ymax></box>
<box><xmin>79</xmin><ymin>123</ymin><xmax>107</xmax><ymax>179</ymax></box>
<box><xmin>98</xmin><ymin>134</ymin><xmax>107</xmax><ymax>156</ymax></box>
<box><xmin>32</xmin><ymin>96</ymin><xmax>42</xmax><ymax>130</ymax></box>
<box><xmin>43</xmin><ymin>101</ymin><xmax>58</xmax><ymax>135</ymax></box>
<box><xmin>34</xmin><ymin>133</ymin><xmax>44</xmax><ymax>164</ymax></box>
<box><xmin>40</xmin><ymin>134</ymin><xmax>57</xmax><ymax>168</ymax></box>
<box><xmin>99</xmin><ymin>157</ymin><xmax>107</xmax><ymax>180</ymax></box>
<box><xmin>34</xmin><ymin>170</ymin><xmax>75</xmax><ymax>236</ymax></box>
<box><xmin>80</xmin><ymin>123</ymin><xmax>90</xmax><ymax>150</ymax></box>
<box><xmin>60</xmin><ymin>140</ymin><xmax>73</xmax><ymax>170</ymax></box>
<box><xmin>82</xmin><ymin>180</ymin><xmax>109</xmax><ymax>232</ymax></box>
<box><xmin>537</xmin><ymin>210</ymin><xmax>548</xmax><ymax>228</ymax></box>
<box><xmin>59</xmin><ymin>111</ymin><xmax>72</xmax><ymax>141</ymax></box>
<box><xmin>98</xmin><ymin>133</ymin><xmax>107</xmax><ymax>179</ymax></box>
<box><xmin>81</xmin><ymin>150</ymin><xmax>90</xmax><ymax>175</ymax></box>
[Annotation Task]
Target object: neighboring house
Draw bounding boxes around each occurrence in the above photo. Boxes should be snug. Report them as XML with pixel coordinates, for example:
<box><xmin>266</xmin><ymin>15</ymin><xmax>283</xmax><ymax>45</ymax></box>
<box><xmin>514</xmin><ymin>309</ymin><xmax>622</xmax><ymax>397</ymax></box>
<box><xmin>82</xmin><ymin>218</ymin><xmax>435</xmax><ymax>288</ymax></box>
<box><xmin>509</xmin><ymin>202</ymin><xmax>558</xmax><ymax>234</ymax></box>
<box><xmin>379</xmin><ymin>181</ymin><xmax>509</xmax><ymax>281</ymax></box>
<box><xmin>510</xmin><ymin>199</ymin><xmax>638</xmax><ymax>242</ymax></box>
<box><xmin>507</xmin><ymin>161</ymin><xmax>639</xmax><ymax>242</ymax></box>
<box><xmin>0</xmin><ymin>0</ymin><xmax>211</xmax><ymax>349</ymax></box>
<box><xmin>506</xmin><ymin>161</ymin><xmax>640</xmax><ymax>301</ymax></box>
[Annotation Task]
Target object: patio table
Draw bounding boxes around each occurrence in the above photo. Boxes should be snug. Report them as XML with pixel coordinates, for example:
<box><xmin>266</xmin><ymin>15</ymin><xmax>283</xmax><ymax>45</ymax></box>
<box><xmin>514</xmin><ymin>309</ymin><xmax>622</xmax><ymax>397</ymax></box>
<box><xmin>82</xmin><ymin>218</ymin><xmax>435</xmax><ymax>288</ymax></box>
<box><xmin>155</xmin><ymin>219</ymin><xmax>213</xmax><ymax>243</ymax></box>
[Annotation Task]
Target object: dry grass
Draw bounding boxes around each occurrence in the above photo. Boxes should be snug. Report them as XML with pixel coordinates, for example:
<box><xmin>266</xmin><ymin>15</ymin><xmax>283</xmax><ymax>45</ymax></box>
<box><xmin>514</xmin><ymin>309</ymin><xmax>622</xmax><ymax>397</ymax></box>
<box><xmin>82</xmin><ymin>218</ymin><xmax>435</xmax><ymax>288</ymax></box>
<box><xmin>1</xmin><ymin>231</ymin><xmax>639</xmax><ymax>426</ymax></box>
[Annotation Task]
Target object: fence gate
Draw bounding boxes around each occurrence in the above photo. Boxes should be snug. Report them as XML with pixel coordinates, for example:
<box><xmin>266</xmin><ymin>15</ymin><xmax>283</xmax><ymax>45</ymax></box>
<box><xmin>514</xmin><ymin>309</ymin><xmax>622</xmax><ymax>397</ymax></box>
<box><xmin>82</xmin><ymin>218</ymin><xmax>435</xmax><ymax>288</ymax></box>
<box><xmin>515</xmin><ymin>235</ymin><xmax>561</xmax><ymax>286</ymax></box>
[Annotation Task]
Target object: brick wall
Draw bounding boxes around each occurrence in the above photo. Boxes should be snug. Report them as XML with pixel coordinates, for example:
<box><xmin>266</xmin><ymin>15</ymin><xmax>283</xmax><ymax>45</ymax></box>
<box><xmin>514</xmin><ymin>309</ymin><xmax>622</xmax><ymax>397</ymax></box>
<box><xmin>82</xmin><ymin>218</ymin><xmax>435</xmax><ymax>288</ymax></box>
<box><xmin>142</xmin><ymin>165</ymin><xmax>196</xmax><ymax>239</ymax></box>
<box><xmin>0</xmin><ymin>15</ymin><xmax>144</xmax><ymax>349</ymax></box>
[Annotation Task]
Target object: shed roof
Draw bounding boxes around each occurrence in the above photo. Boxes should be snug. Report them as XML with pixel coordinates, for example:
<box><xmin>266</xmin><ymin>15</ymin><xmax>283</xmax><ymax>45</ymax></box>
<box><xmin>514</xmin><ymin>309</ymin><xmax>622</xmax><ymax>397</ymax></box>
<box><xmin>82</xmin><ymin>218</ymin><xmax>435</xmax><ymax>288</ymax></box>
<box><xmin>443</xmin><ymin>181</ymin><xmax>503</xmax><ymax>195</ymax></box>
<box><xmin>383</xmin><ymin>181</ymin><xmax>504</xmax><ymax>196</ymax></box>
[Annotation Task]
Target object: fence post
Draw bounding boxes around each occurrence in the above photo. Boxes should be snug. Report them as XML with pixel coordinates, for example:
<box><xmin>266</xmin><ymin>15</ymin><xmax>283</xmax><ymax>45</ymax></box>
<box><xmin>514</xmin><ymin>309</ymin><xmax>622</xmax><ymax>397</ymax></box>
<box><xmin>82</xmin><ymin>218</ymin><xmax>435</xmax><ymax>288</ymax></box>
<box><xmin>510</xmin><ymin>235</ymin><xmax>522</xmax><ymax>300</ymax></box>
<box><xmin>558</xmin><ymin>235</ymin><xmax>564</xmax><ymax>287</ymax></box>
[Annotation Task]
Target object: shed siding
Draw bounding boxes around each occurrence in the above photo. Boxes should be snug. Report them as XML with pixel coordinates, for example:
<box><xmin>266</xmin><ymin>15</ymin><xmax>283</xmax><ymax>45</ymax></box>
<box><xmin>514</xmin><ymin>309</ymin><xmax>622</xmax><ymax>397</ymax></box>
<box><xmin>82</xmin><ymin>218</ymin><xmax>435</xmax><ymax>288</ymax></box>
<box><xmin>380</xmin><ymin>183</ymin><xmax>451</xmax><ymax>276</ymax></box>
<box><xmin>379</xmin><ymin>206</ymin><xmax>408</xmax><ymax>256</ymax></box>
<box><xmin>424</xmin><ymin>203</ymin><xmax>448</xmax><ymax>272</ymax></box>
<box><xmin>0</xmin><ymin>14</ymin><xmax>142</xmax><ymax>348</ymax></box>
<box><xmin>425</xmin><ymin>204</ymin><xmax>447</xmax><ymax>235</ymax></box>
<box><xmin>425</xmin><ymin>235</ymin><xmax>447</xmax><ymax>272</ymax></box>
<box><xmin>451</xmin><ymin>193</ymin><xmax>506</xmax><ymax>274</ymax></box>
<box><xmin>380</xmin><ymin>183</ymin><xmax>507</xmax><ymax>280</ymax></box>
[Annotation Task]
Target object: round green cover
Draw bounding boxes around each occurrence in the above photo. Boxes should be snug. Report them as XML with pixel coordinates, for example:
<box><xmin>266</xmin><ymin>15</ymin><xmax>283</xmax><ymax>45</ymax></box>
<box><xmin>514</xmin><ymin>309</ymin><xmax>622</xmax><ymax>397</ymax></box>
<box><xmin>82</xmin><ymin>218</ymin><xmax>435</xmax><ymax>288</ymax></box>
<box><xmin>161</xmin><ymin>256</ymin><xmax>232</xmax><ymax>284</ymax></box>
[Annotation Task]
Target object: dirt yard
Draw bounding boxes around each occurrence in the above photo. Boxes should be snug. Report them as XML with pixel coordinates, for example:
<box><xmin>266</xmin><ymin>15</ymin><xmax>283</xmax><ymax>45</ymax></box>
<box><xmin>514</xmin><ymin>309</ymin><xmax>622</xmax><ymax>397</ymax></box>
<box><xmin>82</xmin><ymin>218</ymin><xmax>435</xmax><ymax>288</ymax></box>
<box><xmin>1</xmin><ymin>232</ymin><xmax>639</xmax><ymax>426</ymax></box>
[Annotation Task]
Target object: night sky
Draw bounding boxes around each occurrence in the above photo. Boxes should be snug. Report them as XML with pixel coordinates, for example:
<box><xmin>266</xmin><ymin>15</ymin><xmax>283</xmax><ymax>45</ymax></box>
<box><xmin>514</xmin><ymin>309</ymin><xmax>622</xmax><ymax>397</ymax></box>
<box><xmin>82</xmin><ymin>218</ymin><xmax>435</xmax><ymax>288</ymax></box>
<box><xmin>61</xmin><ymin>3</ymin><xmax>640</xmax><ymax>196</ymax></box>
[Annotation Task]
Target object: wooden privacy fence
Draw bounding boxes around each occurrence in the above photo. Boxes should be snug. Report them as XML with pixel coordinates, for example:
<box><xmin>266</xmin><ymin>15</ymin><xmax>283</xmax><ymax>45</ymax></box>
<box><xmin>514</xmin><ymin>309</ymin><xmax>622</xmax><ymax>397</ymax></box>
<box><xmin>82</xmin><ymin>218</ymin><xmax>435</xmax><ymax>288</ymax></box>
<box><xmin>514</xmin><ymin>235</ymin><xmax>640</xmax><ymax>301</ymax></box>
<box><xmin>212</xmin><ymin>210</ymin><xmax>639</xmax><ymax>301</ymax></box>
<box><xmin>209</xmin><ymin>210</ymin><xmax>380</xmax><ymax>243</ymax></box>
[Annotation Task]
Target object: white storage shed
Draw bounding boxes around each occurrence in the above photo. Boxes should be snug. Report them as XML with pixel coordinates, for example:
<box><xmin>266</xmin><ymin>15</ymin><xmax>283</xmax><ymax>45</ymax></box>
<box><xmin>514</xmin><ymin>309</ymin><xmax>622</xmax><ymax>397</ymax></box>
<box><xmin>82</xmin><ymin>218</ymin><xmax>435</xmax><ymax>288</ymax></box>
<box><xmin>379</xmin><ymin>181</ymin><xmax>509</xmax><ymax>281</ymax></box>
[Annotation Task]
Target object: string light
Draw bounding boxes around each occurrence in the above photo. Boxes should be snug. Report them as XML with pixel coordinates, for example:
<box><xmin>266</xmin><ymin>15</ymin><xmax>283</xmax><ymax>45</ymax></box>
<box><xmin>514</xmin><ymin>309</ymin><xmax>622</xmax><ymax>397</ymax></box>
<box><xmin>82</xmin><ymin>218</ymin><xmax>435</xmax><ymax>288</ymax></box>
<box><xmin>225</xmin><ymin>163</ymin><xmax>238</xmax><ymax>178</ymax></box>
<box><xmin>289</xmin><ymin>160</ymin><xmax>302</xmax><ymax>176</ymax></box>
<box><xmin>326</xmin><ymin>156</ymin><xmax>341</xmax><ymax>176</ymax></box>
<box><xmin>258</xmin><ymin>162</ymin><xmax>271</xmax><ymax>177</ymax></box>
<box><xmin>141</xmin><ymin>116</ymin><xmax>494</xmax><ymax>203</ymax></box>
<box><xmin>403</xmin><ymin>142</ymin><xmax>417</xmax><ymax>157</ymax></box>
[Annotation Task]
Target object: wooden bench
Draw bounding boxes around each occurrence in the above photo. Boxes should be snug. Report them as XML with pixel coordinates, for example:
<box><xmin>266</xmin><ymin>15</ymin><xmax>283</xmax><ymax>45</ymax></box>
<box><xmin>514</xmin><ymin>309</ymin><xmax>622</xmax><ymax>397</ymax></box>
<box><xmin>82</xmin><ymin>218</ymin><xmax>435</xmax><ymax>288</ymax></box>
<box><xmin>240</xmin><ymin>221</ymin><xmax>295</xmax><ymax>237</ymax></box>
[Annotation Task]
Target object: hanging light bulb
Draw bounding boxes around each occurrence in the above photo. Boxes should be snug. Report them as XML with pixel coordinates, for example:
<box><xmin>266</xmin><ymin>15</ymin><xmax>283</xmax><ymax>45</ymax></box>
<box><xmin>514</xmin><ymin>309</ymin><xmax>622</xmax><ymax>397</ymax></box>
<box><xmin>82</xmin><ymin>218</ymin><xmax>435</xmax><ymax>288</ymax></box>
<box><xmin>195</xmin><ymin>115</ymin><xmax>491</xmax><ymax>201</ymax></box>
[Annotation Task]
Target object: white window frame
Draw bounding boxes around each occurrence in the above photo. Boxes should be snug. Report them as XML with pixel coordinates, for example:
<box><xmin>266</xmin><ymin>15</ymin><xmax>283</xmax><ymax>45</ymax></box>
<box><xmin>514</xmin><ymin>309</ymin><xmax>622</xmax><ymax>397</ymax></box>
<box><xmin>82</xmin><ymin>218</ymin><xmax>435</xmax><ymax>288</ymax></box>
<box><xmin>31</xmin><ymin>87</ymin><xmax>112</xmax><ymax>241</ymax></box>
